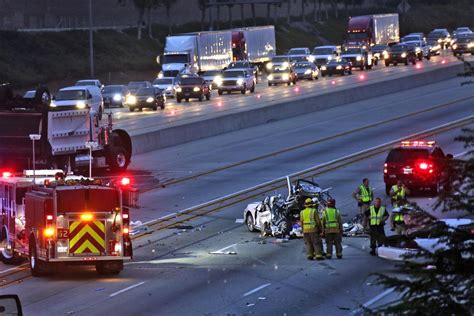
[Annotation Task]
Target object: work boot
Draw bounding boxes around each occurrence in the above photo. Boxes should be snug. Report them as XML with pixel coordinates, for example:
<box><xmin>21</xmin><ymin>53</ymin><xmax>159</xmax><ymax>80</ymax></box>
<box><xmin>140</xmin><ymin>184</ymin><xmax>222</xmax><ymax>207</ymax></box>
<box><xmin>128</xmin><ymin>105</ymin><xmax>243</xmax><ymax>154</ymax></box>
<box><xmin>315</xmin><ymin>255</ymin><xmax>324</xmax><ymax>261</ymax></box>
<box><xmin>369</xmin><ymin>249</ymin><xmax>376</xmax><ymax>256</ymax></box>
<box><xmin>337</xmin><ymin>254</ymin><xmax>342</xmax><ymax>259</ymax></box>
<box><xmin>326</xmin><ymin>254</ymin><xmax>332</xmax><ymax>259</ymax></box>
<box><xmin>307</xmin><ymin>256</ymin><xmax>314</xmax><ymax>260</ymax></box>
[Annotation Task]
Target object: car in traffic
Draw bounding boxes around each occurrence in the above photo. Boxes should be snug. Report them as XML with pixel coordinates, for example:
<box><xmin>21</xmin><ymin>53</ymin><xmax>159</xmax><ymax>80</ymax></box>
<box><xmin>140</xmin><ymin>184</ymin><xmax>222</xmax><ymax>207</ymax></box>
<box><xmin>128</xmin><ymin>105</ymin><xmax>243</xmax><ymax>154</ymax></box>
<box><xmin>217</xmin><ymin>70</ymin><xmax>256</xmax><ymax>95</ymax></box>
<box><xmin>175</xmin><ymin>76</ymin><xmax>211</xmax><ymax>102</ymax></box>
<box><xmin>371</xmin><ymin>44</ymin><xmax>389</xmax><ymax>65</ymax></box>
<box><xmin>427</xmin><ymin>29</ymin><xmax>451</xmax><ymax>49</ymax></box>
<box><xmin>125</xmin><ymin>87</ymin><xmax>165</xmax><ymax>111</ymax></box>
<box><xmin>320</xmin><ymin>59</ymin><xmax>352</xmax><ymax>76</ymax></box>
<box><xmin>293</xmin><ymin>61</ymin><xmax>319</xmax><ymax>80</ymax></box>
<box><xmin>102</xmin><ymin>85</ymin><xmax>129</xmax><ymax>108</ymax></box>
<box><xmin>152</xmin><ymin>77</ymin><xmax>177</xmax><ymax>97</ymax></box>
<box><xmin>201</xmin><ymin>70</ymin><xmax>223</xmax><ymax>89</ymax></box>
<box><xmin>452</xmin><ymin>26</ymin><xmax>472</xmax><ymax>37</ymax></box>
<box><xmin>311</xmin><ymin>45</ymin><xmax>339</xmax><ymax>68</ymax></box>
<box><xmin>75</xmin><ymin>79</ymin><xmax>104</xmax><ymax>91</ymax></box>
<box><xmin>426</xmin><ymin>39</ymin><xmax>442</xmax><ymax>55</ymax></box>
<box><xmin>266</xmin><ymin>55</ymin><xmax>291</xmax><ymax>71</ymax></box>
<box><xmin>287</xmin><ymin>47</ymin><xmax>311</xmax><ymax>62</ymax></box>
<box><xmin>384</xmin><ymin>43</ymin><xmax>417</xmax><ymax>66</ymax></box>
<box><xmin>51</xmin><ymin>85</ymin><xmax>104</xmax><ymax>119</ymax></box>
<box><xmin>401</xmin><ymin>34</ymin><xmax>424</xmax><ymax>43</ymax></box>
<box><xmin>405</xmin><ymin>40</ymin><xmax>431</xmax><ymax>60</ymax></box>
<box><xmin>383</xmin><ymin>140</ymin><xmax>452</xmax><ymax>194</ymax></box>
<box><xmin>340</xmin><ymin>46</ymin><xmax>373</xmax><ymax>70</ymax></box>
<box><xmin>226</xmin><ymin>60</ymin><xmax>258</xmax><ymax>78</ymax></box>
<box><xmin>127</xmin><ymin>81</ymin><xmax>153</xmax><ymax>94</ymax></box>
<box><xmin>451</xmin><ymin>34</ymin><xmax>474</xmax><ymax>55</ymax></box>
<box><xmin>267</xmin><ymin>65</ymin><xmax>297</xmax><ymax>86</ymax></box>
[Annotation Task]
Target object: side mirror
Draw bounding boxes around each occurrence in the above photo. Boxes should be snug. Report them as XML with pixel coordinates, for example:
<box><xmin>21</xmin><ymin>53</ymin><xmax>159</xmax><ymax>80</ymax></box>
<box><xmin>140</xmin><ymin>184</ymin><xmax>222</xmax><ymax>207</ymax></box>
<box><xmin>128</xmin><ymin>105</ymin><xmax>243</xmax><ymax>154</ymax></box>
<box><xmin>0</xmin><ymin>295</ymin><xmax>23</xmax><ymax>316</ymax></box>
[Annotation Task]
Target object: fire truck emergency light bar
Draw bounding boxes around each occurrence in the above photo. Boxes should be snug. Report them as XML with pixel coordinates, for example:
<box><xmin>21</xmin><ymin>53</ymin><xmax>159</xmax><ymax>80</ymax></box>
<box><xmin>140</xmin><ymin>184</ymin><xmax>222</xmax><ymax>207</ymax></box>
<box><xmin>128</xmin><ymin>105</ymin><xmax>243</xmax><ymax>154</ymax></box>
<box><xmin>401</xmin><ymin>141</ymin><xmax>436</xmax><ymax>147</ymax></box>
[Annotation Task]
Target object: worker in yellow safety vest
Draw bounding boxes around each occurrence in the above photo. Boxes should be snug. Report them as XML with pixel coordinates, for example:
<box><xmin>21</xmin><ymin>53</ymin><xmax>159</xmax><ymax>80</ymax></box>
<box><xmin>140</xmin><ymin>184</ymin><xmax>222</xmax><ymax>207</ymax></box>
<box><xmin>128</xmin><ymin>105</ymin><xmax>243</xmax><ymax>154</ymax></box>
<box><xmin>300</xmin><ymin>198</ymin><xmax>324</xmax><ymax>260</ymax></box>
<box><xmin>363</xmin><ymin>197</ymin><xmax>389</xmax><ymax>256</ymax></box>
<box><xmin>352</xmin><ymin>178</ymin><xmax>373</xmax><ymax>215</ymax></box>
<box><xmin>322</xmin><ymin>199</ymin><xmax>343</xmax><ymax>259</ymax></box>
<box><xmin>389</xmin><ymin>180</ymin><xmax>410</xmax><ymax>207</ymax></box>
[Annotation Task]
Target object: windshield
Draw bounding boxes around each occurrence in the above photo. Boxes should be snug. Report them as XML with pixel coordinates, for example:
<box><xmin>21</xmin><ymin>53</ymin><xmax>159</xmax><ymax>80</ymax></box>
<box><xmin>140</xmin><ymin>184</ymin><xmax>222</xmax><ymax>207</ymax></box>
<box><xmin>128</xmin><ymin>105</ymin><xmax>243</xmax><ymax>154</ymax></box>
<box><xmin>180</xmin><ymin>78</ymin><xmax>202</xmax><ymax>85</ymax></box>
<box><xmin>407</xmin><ymin>42</ymin><xmax>421</xmax><ymax>47</ymax></box>
<box><xmin>128</xmin><ymin>82</ymin><xmax>147</xmax><ymax>89</ymax></box>
<box><xmin>223</xmin><ymin>71</ymin><xmax>245</xmax><ymax>78</ymax></box>
<box><xmin>103</xmin><ymin>86</ymin><xmax>122</xmax><ymax>93</ymax></box>
<box><xmin>272</xmin><ymin>56</ymin><xmax>289</xmax><ymax>63</ymax></box>
<box><xmin>456</xmin><ymin>27</ymin><xmax>470</xmax><ymax>32</ymax></box>
<box><xmin>347</xmin><ymin>33</ymin><xmax>367</xmax><ymax>40</ymax></box>
<box><xmin>288</xmin><ymin>49</ymin><xmax>307</xmax><ymax>55</ymax></box>
<box><xmin>202</xmin><ymin>70</ymin><xmax>221</xmax><ymax>76</ymax></box>
<box><xmin>457</xmin><ymin>38</ymin><xmax>472</xmax><ymax>44</ymax></box>
<box><xmin>372</xmin><ymin>45</ymin><xmax>386</xmax><ymax>51</ymax></box>
<box><xmin>312</xmin><ymin>47</ymin><xmax>334</xmax><ymax>55</ymax></box>
<box><xmin>342</xmin><ymin>48</ymin><xmax>361</xmax><ymax>54</ymax></box>
<box><xmin>76</xmin><ymin>81</ymin><xmax>96</xmax><ymax>86</ymax></box>
<box><xmin>391</xmin><ymin>45</ymin><xmax>407</xmax><ymax>52</ymax></box>
<box><xmin>162</xmin><ymin>54</ymin><xmax>189</xmax><ymax>64</ymax></box>
<box><xmin>428</xmin><ymin>31</ymin><xmax>444</xmax><ymax>38</ymax></box>
<box><xmin>296</xmin><ymin>180</ymin><xmax>321</xmax><ymax>194</ymax></box>
<box><xmin>386</xmin><ymin>149</ymin><xmax>429</xmax><ymax>163</ymax></box>
<box><xmin>153</xmin><ymin>79</ymin><xmax>173</xmax><ymax>85</ymax></box>
<box><xmin>328</xmin><ymin>60</ymin><xmax>341</xmax><ymax>65</ymax></box>
<box><xmin>271</xmin><ymin>67</ymin><xmax>289</xmax><ymax>73</ymax></box>
<box><xmin>403</xmin><ymin>36</ymin><xmax>420</xmax><ymax>42</ymax></box>
<box><xmin>56</xmin><ymin>90</ymin><xmax>87</xmax><ymax>101</ymax></box>
<box><xmin>136</xmin><ymin>88</ymin><xmax>155</xmax><ymax>96</ymax></box>
<box><xmin>294</xmin><ymin>63</ymin><xmax>311</xmax><ymax>68</ymax></box>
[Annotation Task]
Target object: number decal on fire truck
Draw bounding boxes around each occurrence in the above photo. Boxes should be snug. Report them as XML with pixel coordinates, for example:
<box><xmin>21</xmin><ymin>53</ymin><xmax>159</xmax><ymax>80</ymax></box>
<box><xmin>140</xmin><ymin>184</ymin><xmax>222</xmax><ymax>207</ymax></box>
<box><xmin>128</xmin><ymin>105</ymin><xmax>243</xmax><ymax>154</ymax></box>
<box><xmin>58</xmin><ymin>229</ymin><xmax>69</xmax><ymax>239</ymax></box>
<box><xmin>69</xmin><ymin>220</ymin><xmax>106</xmax><ymax>254</ymax></box>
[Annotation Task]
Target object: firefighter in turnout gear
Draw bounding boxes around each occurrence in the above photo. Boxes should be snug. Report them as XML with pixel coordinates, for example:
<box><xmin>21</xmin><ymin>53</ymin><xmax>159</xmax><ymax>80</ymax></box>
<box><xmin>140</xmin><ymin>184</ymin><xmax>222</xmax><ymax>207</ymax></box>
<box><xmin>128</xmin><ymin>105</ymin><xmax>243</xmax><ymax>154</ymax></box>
<box><xmin>364</xmin><ymin>197</ymin><xmax>389</xmax><ymax>255</ymax></box>
<box><xmin>352</xmin><ymin>178</ymin><xmax>373</xmax><ymax>215</ymax></box>
<box><xmin>322</xmin><ymin>199</ymin><xmax>343</xmax><ymax>259</ymax></box>
<box><xmin>300</xmin><ymin>198</ymin><xmax>324</xmax><ymax>260</ymax></box>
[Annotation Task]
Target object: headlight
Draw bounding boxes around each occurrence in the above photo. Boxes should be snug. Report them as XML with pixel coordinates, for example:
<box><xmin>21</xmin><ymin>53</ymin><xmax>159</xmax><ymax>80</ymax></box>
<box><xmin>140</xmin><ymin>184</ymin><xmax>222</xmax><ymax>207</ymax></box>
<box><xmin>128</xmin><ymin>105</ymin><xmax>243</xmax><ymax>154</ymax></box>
<box><xmin>282</xmin><ymin>62</ymin><xmax>289</xmax><ymax>69</ymax></box>
<box><xmin>193</xmin><ymin>86</ymin><xmax>201</xmax><ymax>92</ymax></box>
<box><xmin>383</xmin><ymin>51</ymin><xmax>389</xmax><ymax>59</ymax></box>
<box><xmin>50</xmin><ymin>101</ymin><xmax>57</xmax><ymax>108</ymax></box>
<box><xmin>236</xmin><ymin>78</ymin><xmax>244</xmax><ymax>86</ymax></box>
<box><xmin>438</xmin><ymin>38</ymin><xmax>442</xmax><ymax>43</ymax></box>
<box><xmin>214</xmin><ymin>76</ymin><xmax>223</xmax><ymax>86</ymax></box>
<box><xmin>157</xmin><ymin>72</ymin><xmax>164</xmax><ymax>78</ymax></box>
<box><xmin>146</xmin><ymin>97</ymin><xmax>154</xmax><ymax>103</ymax></box>
<box><xmin>415</xmin><ymin>47</ymin><xmax>421</xmax><ymax>52</ymax></box>
<box><xmin>356</xmin><ymin>56</ymin><xmax>362</xmax><ymax>61</ymax></box>
<box><xmin>166</xmin><ymin>86</ymin><xmax>172</xmax><ymax>91</ymax></box>
<box><xmin>468</xmin><ymin>43</ymin><xmax>474</xmax><ymax>48</ymax></box>
<box><xmin>76</xmin><ymin>101</ymin><xmax>86</xmax><ymax>109</ymax></box>
<box><xmin>307</xmin><ymin>56</ymin><xmax>315</xmax><ymax>62</ymax></box>
<box><xmin>282</xmin><ymin>74</ymin><xmax>289</xmax><ymax>80</ymax></box>
<box><xmin>304</xmin><ymin>69</ymin><xmax>312</xmax><ymax>75</ymax></box>
<box><xmin>336</xmin><ymin>65</ymin><xmax>342</xmax><ymax>70</ymax></box>
<box><xmin>327</xmin><ymin>56</ymin><xmax>332</xmax><ymax>61</ymax></box>
<box><xmin>321</xmin><ymin>66</ymin><xmax>327</xmax><ymax>71</ymax></box>
<box><xmin>266</xmin><ymin>63</ymin><xmax>273</xmax><ymax>70</ymax></box>
<box><xmin>452</xmin><ymin>44</ymin><xmax>458</xmax><ymax>49</ymax></box>
<box><xmin>267</xmin><ymin>74</ymin><xmax>273</xmax><ymax>80</ymax></box>
<box><xmin>126</xmin><ymin>95</ymin><xmax>137</xmax><ymax>105</ymax></box>
<box><xmin>175</xmin><ymin>87</ymin><xmax>182</xmax><ymax>93</ymax></box>
<box><xmin>401</xmin><ymin>52</ymin><xmax>407</xmax><ymax>58</ymax></box>
<box><xmin>113</xmin><ymin>94</ymin><xmax>122</xmax><ymax>101</ymax></box>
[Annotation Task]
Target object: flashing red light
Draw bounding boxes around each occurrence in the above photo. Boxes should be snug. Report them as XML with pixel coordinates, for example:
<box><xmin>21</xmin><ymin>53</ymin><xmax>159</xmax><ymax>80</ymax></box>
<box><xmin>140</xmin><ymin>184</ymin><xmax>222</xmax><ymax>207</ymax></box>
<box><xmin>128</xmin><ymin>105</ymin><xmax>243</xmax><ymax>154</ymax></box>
<box><xmin>416</xmin><ymin>63</ymin><xmax>421</xmax><ymax>69</ymax></box>
<box><xmin>257</xmin><ymin>94</ymin><xmax>261</xmax><ymax>99</ymax></box>
<box><xmin>294</xmin><ymin>86</ymin><xmax>299</xmax><ymax>93</ymax></box>
<box><xmin>121</xmin><ymin>177</ymin><xmax>131</xmax><ymax>186</ymax></box>
<box><xmin>331</xmin><ymin>80</ymin><xmax>336</xmax><ymax>85</ymax></box>
<box><xmin>359</xmin><ymin>74</ymin><xmax>365</xmax><ymax>80</ymax></box>
<box><xmin>441</xmin><ymin>59</ymin><xmax>446</xmax><ymax>64</ymax></box>
<box><xmin>217</xmin><ymin>101</ymin><xmax>223</xmax><ymax>107</ymax></box>
<box><xmin>2</xmin><ymin>171</ymin><xmax>12</xmax><ymax>178</ymax></box>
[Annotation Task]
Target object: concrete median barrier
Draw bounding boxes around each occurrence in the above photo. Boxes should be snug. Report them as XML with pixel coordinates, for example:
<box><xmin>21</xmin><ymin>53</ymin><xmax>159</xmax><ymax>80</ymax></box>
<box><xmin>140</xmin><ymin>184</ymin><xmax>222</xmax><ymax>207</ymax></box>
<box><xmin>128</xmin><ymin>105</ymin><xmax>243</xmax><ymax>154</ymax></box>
<box><xmin>130</xmin><ymin>61</ymin><xmax>467</xmax><ymax>154</ymax></box>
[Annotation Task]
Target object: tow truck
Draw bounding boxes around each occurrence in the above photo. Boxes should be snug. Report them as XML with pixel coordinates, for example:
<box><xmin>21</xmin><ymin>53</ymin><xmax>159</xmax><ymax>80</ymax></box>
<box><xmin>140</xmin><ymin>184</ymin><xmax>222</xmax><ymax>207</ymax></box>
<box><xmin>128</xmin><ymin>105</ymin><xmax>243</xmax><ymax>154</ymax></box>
<box><xmin>0</xmin><ymin>170</ymin><xmax>138</xmax><ymax>275</ymax></box>
<box><xmin>0</xmin><ymin>83</ymin><xmax>132</xmax><ymax>173</ymax></box>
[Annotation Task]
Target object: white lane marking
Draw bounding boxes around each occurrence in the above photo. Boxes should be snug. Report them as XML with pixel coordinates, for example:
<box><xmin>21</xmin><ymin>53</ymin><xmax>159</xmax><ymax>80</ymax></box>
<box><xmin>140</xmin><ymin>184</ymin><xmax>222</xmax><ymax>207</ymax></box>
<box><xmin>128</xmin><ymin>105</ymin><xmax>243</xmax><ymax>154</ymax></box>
<box><xmin>243</xmin><ymin>283</ymin><xmax>271</xmax><ymax>297</ymax></box>
<box><xmin>361</xmin><ymin>287</ymin><xmax>395</xmax><ymax>308</ymax></box>
<box><xmin>210</xmin><ymin>243</ymin><xmax>238</xmax><ymax>254</ymax></box>
<box><xmin>0</xmin><ymin>264</ymin><xmax>28</xmax><ymax>274</ymax></box>
<box><xmin>158</xmin><ymin>212</ymin><xmax>177</xmax><ymax>220</ymax></box>
<box><xmin>235</xmin><ymin>218</ymin><xmax>244</xmax><ymax>224</ymax></box>
<box><xmin>109</xmin><ymin>281</ymin><xmax>146</xmax><ymax>298</ymax></box>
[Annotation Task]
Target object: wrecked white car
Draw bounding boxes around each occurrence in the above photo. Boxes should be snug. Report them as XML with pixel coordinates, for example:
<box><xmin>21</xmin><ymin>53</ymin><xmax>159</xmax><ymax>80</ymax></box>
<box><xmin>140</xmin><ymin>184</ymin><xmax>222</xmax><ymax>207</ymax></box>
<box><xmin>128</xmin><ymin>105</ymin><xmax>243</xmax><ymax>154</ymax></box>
<box><xmin>243</xmin><ymin>177</ymin><xmax>332</xmax><ymax>238</ymax></box>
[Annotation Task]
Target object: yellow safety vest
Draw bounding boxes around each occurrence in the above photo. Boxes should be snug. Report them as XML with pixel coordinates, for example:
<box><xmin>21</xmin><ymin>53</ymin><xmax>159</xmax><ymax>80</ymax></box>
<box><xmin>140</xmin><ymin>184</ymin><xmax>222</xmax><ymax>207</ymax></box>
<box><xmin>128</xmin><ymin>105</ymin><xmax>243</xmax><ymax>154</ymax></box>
<box><xmin>370</xmin><ymin>206</ymin><xmax>385</xmax><ymax>225</ymax></box>
<box><xmin>301</xmin><ymin>207</ymin><xmax>316</xmax><ymax>232</ymax></box>
<box><xmin>391</xmin><ymin>185</ymin><xmax>406</xmax><ymax>200</ymax></box>
<box><xmin>394</xmin><ymin>212</ymin><xmax>404</xmax><ymax>222</ymax></box>
<box><xmin>359</xmin><ymin>185</ymin><xmax>372</xmax><ymax>203</ymax></box>
<box><xmin>324</xmin><ymin>207</ymin><xmax>339</xmax><ymax>229</ymax></box>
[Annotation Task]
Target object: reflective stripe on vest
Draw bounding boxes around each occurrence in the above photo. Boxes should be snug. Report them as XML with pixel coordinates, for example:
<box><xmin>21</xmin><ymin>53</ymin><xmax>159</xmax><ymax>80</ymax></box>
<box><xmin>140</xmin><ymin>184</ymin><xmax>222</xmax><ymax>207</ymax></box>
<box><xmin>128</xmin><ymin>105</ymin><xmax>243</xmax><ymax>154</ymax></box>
<box><xmin>359</xmin><ymin>185</ymin><xmax>372</xmax><ymax>203</ymax></box>
<box><xmin>394</xmin><ymin>212</ymin><xmax>403</xmax><ymax>222</ymax></box>
<box><xmin>302</xmin><ymin>208</ymin><xmax>316</xmax><ymax>230</ymax></box>
<box><xmin>324</xmin><ymin>207</ymin><xmax>339</xmax><ymax>228</ymax></box>
<box><xmin>391</xmin><ymin>185</ymin><xmax>406</xmax><ymax>200</ymax></box>
<box><xmin>370</xmin><ymin>206</ymin><xmax>385</xmax><ymax>225</ymax></box>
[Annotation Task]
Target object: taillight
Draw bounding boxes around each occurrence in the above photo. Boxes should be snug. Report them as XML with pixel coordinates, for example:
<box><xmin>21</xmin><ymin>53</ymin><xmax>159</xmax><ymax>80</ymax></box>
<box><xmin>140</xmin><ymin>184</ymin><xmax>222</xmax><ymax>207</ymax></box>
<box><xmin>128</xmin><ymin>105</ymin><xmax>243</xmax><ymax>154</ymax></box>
<box><xmin>417</xmin><ymin>161</ymin><xmax>433</xmax><ymax>173</ymax></box>
<box><xmin>419</xmin><ymin>162</ymin><xmax>428</xmax><ymax>170</ymax></box>
<box><xmin>384</xmin><ymin>163</ymin><xmax>388</xmax><ymax>174</ymax></box>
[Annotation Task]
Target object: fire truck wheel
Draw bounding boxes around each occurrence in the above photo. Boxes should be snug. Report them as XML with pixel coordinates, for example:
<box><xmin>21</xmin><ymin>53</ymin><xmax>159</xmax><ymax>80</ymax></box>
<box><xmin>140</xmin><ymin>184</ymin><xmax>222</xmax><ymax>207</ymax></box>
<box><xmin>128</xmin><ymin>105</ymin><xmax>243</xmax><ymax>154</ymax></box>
<box><xmin>96</xmin><ymin>260</ymin><xmax>123</xmax><ymax>275</ymax></box>
<box><xmin>107</xmin><ymin>147</ymin><xmax>129</xmax><ymax>172</ymax></box>
<box><xmin>29</xmin><ymin>239</ymin><xmax>52</xmax><ymax>276</ymax></box>
<box><xmin>0</xmin><ymin>228</ymin><xmax>23</xmax><ymax>264</ymax></box>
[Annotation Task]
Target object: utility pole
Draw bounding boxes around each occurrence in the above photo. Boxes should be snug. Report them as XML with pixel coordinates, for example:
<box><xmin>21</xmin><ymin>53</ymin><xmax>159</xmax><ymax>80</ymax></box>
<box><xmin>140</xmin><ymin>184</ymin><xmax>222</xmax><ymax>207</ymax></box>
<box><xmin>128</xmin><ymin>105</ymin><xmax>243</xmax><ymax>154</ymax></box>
<box><xmin>89</xmin><ymin>0</ymin><xmax>94</xmax><ymax>78</ymax></box>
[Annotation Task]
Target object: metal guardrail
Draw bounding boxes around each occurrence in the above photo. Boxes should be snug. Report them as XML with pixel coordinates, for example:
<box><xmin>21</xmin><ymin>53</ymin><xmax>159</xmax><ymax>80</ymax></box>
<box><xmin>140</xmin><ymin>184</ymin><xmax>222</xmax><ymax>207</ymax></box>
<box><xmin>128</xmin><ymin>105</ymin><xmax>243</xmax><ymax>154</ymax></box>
<box><xmin>130</xmin><ymin>115</ymin><xmax>474</xmax><ymax>239</ymax></box>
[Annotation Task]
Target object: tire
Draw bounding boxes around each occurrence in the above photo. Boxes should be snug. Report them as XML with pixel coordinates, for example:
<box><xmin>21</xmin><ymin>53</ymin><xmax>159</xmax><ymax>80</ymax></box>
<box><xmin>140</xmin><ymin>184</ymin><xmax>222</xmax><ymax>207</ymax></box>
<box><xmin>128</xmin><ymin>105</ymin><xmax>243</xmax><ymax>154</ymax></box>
<box><xmin>374</xmin><ymin>59</ymin><xmax>378</xmax><ymax>66</ymax></box>
<box><xmin>177</xmin><ymin>97</ymin><xmax>182</xmax><ymax>103</ymax></box>
<box><xmin>385</xmin><ymin>61</ymin><xmax>390</xmax><ymax>67</ymax></box>
<box><xmin>241</xmin><ymin>85</ymin><xmax>246</xmax><ymax>94</ymax></box>
<box><xmin>0</xmin><ymin>228</ymin><xmax>23</xmax><ymax>265</ymax></box>
<box><xmin>152</xmin><ymin>103</ymin><xmax>158</xmax><ymax>111</ymax></box>
<box><xmin>107</xmin><ymin>146</ymin><xmax>129</xmax><ymax>172</ymax></box>
<box><xmin>418</xmin><ymin>54</ymin><xmax>422</xmax><ymax>61</ymax></box>
<box><xmin>218</xmin><ymin>90</ymin><xmax>223</xmax><ymax>95</ymax></box>
<box><xmin>426</xmin><ymin>53</ymin><xmax>431</xmax><ymax>60</ymax></box>
<box><xmin>250</xmin><ymin>83</ymin><xmax>255</xmax><ymax>93</ymax></box>
<box><xmin>98</xmin><ymin>107</ymin><xmax>103</xmax><ymax>120</ymax></box>
<box><xmin>198</xmin><ymin>94</ymin><xmax>203</xmax><ymax>102</ymax></box>
<box><xmin>348</xmin><ymin>70</ymin><xmax>352</xmax><ymax>75</ymax></box>
<box><xmin>246</xmin><ymin>213</ymin><xmax>257</xmax><ymax>232</ymax></box>
<box><xmin>29</xmin><ymin>238</ymin><xmax>54</xmax><ymax>276</ymax></box>
<box><xmin>360</xmin><ymin>65</ymin><xmax>365</xmax><ymax>71</ymax></box>
<box><xmin>404</xmin><ymin>59</ymin><xmax>409</xmax><ymax>66</ymax></box>
<box><xmin>268</xmin><ymin>82</ymin><xmax>272</xmax><ymax>86</ymax></box>
<box><xmin>205</xmin><ymin>93</ymin><xmax>210</xmax><ymax>100</ymax></box>
<box><xmin>412</xmin><ymin>58</ymin><xmax>416</xmax><ymax>65</ymax></box>
<box><xmin>160</xmin><ymin>102</ymin><xmax>165</xmax><ymax>110</ymax></box>
<box><xmin>185</xmin><ymin>98</ymin><xmax>189</xmax><ymax>102</ymax></box>
<box><xmin>287</xmin><ymin>82</ymin><xmax>291</xmax><ymax>86</ymax></box>
<box><xmin>96</xmin><ymin>260</ymin><xmax>123</xmax><ymax>275</ymax></box>
<box><xmin>341</xmin><ymin>71</ymin><xmax>345</xmax><ymax>76</ymax></box>
<box><xmin>394</xmin><ymin>62</ymin><xmax>398</xmax><ymax>66</ymax></box>
<box><xmin>385</xmin><ymin>184</ymin><xmax>391</xmax><ymax>196</ymax></box>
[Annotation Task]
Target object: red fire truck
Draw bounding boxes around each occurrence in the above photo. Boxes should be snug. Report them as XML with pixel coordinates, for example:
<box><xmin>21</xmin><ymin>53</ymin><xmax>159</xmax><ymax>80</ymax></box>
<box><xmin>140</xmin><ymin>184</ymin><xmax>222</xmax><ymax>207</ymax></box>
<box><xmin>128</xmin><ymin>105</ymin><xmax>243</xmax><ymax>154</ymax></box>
<box><xmin>0</xmin><ymin>170</ymin><xmax>137</xmax><ymax>276</ymax></box>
